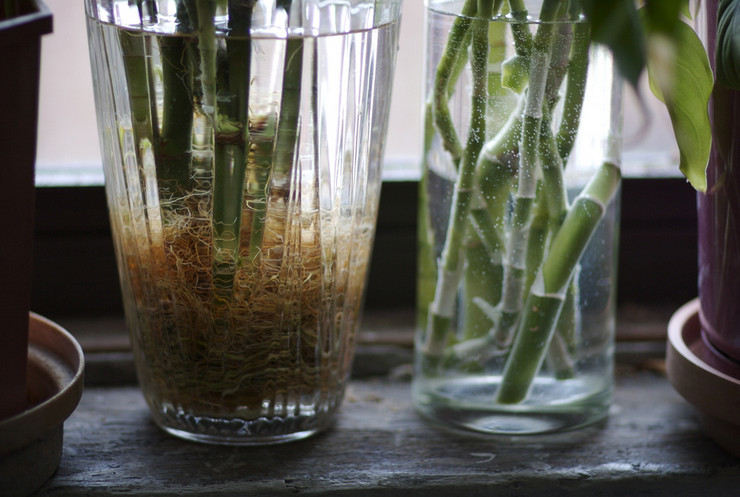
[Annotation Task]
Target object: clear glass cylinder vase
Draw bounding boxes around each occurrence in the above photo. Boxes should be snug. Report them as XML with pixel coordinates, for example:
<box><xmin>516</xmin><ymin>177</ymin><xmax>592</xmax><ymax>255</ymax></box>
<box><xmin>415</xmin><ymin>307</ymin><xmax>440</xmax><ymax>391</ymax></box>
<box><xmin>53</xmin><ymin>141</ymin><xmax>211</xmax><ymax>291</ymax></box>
<box><xmin>86</xmin><ymin>0</ymin><xmax>402</xmax><ymax>445</ymax></box>
<box><xmin>413</xmin><ymin>0</ymin><xmax>622</xmax><ymax>436</ymax></box>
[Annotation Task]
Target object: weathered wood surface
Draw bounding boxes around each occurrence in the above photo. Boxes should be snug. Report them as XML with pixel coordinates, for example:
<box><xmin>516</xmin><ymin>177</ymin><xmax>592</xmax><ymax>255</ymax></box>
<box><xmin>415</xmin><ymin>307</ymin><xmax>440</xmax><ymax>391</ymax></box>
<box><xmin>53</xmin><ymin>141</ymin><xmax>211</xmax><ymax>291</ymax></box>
<box><xmin>36</xmin><ymin>368</ymin><xmax>740</xmax><ymax>496</ymax></box>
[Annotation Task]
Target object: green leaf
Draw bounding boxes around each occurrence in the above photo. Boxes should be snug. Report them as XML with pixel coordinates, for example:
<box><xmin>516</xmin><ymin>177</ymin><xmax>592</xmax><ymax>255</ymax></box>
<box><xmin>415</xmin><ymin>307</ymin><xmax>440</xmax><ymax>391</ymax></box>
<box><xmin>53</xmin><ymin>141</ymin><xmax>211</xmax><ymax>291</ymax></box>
<box><xmin>646</xmin><ymin>20</ymin><xmax>712</xmax><ymax>192</ymax></box>
<box><xmin>580</xmin><ymin>0</ymin><xmax>645</xmax><ymax>89</ymax></box>
<box><xmin>641</xmin><ymin>0</ymin><xmax>688</xmax><ymax>35</ymax></box>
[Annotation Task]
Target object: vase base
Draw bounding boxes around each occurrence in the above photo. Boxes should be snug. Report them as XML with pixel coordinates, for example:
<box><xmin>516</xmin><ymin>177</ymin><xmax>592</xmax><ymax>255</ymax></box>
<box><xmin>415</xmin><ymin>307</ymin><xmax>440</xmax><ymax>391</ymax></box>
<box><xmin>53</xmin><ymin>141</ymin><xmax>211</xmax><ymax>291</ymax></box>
<box><xmin>415</xmin><ymin>404</ymin><xmax>609</xmax><ymax>436</ymax></box>
<box><xmin>413</xmin><ymin>376</ymin><xmax>611</xmax><ymax>436</ymax></box>
<box><xmin>159</xmin><ymin>424</ymin><xmax>323</xmax><ymax>446</ymax></box>
<box><xmin>150</xmin><ymin>405</ymin><xmax>335</xmax><ymax>446</ymax></box>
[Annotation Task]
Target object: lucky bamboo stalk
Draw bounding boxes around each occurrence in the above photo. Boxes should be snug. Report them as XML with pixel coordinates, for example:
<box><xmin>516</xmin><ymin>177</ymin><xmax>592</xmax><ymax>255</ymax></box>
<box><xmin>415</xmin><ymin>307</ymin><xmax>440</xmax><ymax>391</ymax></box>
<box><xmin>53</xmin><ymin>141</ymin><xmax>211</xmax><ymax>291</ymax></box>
<box><xmin>496</xmin><ymin>160</ymin><xmax>621</xmax><ymax>404</ymax></box>
<box><xmin>259</xmin><ymin>35</ymin><xmax>303</xmax><ymax>260</ymax></box>
<box><xmin>556</xmin><ymin>21</ymin><xmax>590</xmax><ymax>161</ymax></box>
<box><xmin>211</xmin><ymin>1</ymin><xmax>254</xmax><ymax>313</ymax></box>
<box><xmin>157</xmin><ymin>1</ymin><xmax>195</xmax><ymax>192</ymax></box>
<box><xmin>422</xmin><ymin>0</ymin><xmax>494</xmax><ymax>362</ymax></box>
<box><xmin>494</xmin><ymin>0</ymin><xmax>562</xmax><ymax>348</ymax></box>
<box><xmin>432</xmin><ymin>0</ymin><xmax>477</xmax><ymax>167</ymax></box>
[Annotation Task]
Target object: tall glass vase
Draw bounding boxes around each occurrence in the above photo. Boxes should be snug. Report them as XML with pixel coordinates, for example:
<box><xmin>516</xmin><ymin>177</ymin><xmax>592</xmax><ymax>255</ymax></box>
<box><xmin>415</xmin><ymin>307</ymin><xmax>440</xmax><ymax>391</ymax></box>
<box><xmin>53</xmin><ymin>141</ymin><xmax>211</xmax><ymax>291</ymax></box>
<box><xmin>413</xmin><ymin>0</ymin><xmax>622</xmax><ymax>435</ymax></box>
<box><xmin>86</xmin><ymin>0</ymin><xmax>402</xmax><ymax>445</ymax></box>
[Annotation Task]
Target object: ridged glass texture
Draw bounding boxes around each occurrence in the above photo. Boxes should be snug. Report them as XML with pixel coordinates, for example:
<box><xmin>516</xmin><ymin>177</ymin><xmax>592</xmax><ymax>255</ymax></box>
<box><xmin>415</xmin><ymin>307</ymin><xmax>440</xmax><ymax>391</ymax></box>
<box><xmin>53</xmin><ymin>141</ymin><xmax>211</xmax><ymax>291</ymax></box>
<box><xmin>86</xmin><ymin>0</ymin><xmax>401</xmax><ymax>445</ymax></box>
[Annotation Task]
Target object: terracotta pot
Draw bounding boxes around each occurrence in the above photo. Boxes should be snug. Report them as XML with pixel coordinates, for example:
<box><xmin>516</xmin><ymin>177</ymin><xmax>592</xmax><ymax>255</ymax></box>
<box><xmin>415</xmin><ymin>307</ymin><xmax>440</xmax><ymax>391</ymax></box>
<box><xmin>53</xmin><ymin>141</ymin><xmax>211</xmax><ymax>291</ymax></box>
<box><xmin>0</xmin><ymin>314</ymin><xmax>85</xmax><ymax>497</ymax></box>
<box><xmin>667</xmin><ymin>300</ymin><xmax>740</xmax><ymax>457</ymax></box>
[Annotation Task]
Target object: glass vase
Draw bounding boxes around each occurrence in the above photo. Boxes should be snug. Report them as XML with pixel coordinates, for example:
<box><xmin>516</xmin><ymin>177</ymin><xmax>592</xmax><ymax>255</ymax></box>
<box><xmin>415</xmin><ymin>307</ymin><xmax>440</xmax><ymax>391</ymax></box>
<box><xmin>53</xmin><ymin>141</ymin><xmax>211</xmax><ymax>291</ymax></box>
<box><xmin>86</xmin><ymin>0</ymin><xmax>402</xmax><ymax>445</ymax></box>
<box><xmin>413</xmin><ymin>0</ymin><xmax>622</xmax><ymax>435</ymax></box>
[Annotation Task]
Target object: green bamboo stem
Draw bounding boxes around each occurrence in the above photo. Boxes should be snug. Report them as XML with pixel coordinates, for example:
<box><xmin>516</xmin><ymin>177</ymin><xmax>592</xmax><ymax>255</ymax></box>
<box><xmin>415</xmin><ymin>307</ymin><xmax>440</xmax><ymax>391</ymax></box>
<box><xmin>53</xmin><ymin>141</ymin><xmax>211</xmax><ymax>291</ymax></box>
<box><xmin>496</xmin><ymin>160</ymin><xmax>621</xmax><ymax>404</ymax></box>
<box><xmin>423</xmin><ymin>0</ymin><xmax>494</xmax><ymax>362</ymax></box>
<box><xmin>272</xmin><ymin>37</ymin><xmax>303</xmax><ymax>179</ymax></box>
<box><xmin>189</xmin><ymin>0</ymin><xmax>252</xmax><ymax>318</ymax></box>
<box><xmin>540</xmin><ymin>110</ymin><xmax>580</xmax><ymax>379</ymax></box>
<box><xmin>516</xmin><ymin>0</ymin><xmax>561</xmax><ymax>199</ymax></box>
<box><xmin>211</xmin><ymin>1</ymin><xmax>255</xmax><ymax>306</ymax></box>
<box><xmin>461</xmin><ymin>96</ymin><xmax>525</xmax><ymax>351</ymax></box>
<box><xmin>544</xmin><ymin>21</ymin><xmax>573</xmax><ymax>108</ymax></box>
<box><xmin>476</xmin><ymin>94</ymin><xmax>523</xmax><ymax>228</ymax></box>
<box><xmin>417</xmin><ymin>103</ymin><xmax>440</xmax><ymax>331</ymax></box>
<box><xmin>461</xmin><ymin>3</ymin><xmax>512</xmax><ymax>341</ymax></box>
<box><xmin>463</xmin><ymin>233</ymin><xmax>496</xmax><ymax>340</ymax></box>
<box><xmin>492</xmin><ymin>0</ymin><xmax>562</xmax><ymax>347</ymax></box>
<box><xmin>432</xmin><ymin>0</ymin><xmax>477</xmax><ymax>166</ymax></box>
<box><xmin>493</xmin><ymin>193</ymin><xmax>533</xmax><ymax>346</ymax></box>
<box><xmin>556</xmin><ymin>21</ymin><xmax>591</xmax><ymax>161</ymax></box>
<box><xmin>522</xmin><ymin>188</ymin><xmax>549</xmax><ymax>297</ymax></box>
<box><xmin>539</xmin><ymin>111</ymin><xmax>568</xmax><ymax>230</ymax></box>
<box><xmin>246</xmin><ymin>116</ymin><xmax>278</xmax><ymax>262</ymax></box>
<box><xmin>195</xmin><ymin>0</ymin><xmax>218</xmax><ymax>118</ymax></box>
<box><xmin>492</xmin><ymin>81</ymin><xmax>546</xmax><ymax>346</ymax></box>
<box><xmin>418</xmin><ymin>40</ymin><xmax>471</xmax><ymax>331</ymax></box>
<box><xmin>486</xmin><ymin>5</ymin><xmax>516</xmax><ymax>130</ymax></box>
<box><xmin>157</xmin><ymin>1</ymin><xmax>195</xmax><ymax>193</ymax></box>
<box><xmin>548</xmin><ymin>280</ymin><xmax>578</xmax><ymax>379</ymax></box>
<box><xmin>538</xmin><ymin>114</ymin><xmax>579</xmax><ymax>378</ymax></box>
<box><xmin>117</xmin><ymin>6</ymin><xmax>171</xmax><ymax>340</ymax></box>
<box><xmin>119</xmin><ymin>30</ymin><xmax>157</xmax><ymax>154</ymax></box>
<box><xmin>500</xmin><ymin>0</ymin><xmax>532</xmax><ymax>92</ymax></box>
<box><xmin>253</xmin><ymin>22</ymin><xmax>304</xmax><ymax>269</ymax></box>
<box><xmin>508</xmin><ymin>0</ymin><xmax>532</xmax><ymax>54</ymax></box>
<box><xmin>463</xmin><ymin>209</ymin><xmax>504</xmax><ymax>340</ymax></box>
<box><xmin>469</xmin><ymin>206</ymin><xmax>504</xmax><ymax>256</ymax></box>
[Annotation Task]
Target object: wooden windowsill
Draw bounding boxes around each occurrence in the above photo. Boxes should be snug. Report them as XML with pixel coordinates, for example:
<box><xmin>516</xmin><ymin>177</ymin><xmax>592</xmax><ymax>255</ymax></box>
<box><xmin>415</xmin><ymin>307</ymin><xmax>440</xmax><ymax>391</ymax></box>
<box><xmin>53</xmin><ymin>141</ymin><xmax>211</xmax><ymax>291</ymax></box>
<box><xmin>33</xmin><ymin>308</ymin><xmax>740</xmax><ymax>495</ymax></box>
<box><xmin>37</xmin><ymin>371</ymin><xmax>739</xmax><ymax>496</ymax></box>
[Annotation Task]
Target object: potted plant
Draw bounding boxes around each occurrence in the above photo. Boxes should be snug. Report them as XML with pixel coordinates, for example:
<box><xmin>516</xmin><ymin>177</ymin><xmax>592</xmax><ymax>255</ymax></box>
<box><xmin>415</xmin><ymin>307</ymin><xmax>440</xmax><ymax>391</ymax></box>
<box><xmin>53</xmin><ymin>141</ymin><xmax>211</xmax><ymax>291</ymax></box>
<box><xmin>86</xmin><ymin>0</ymin><xmax>403</xmax><ymax>445</ymax></box>
<box><xmin>667</xmin><ymin>0</ymin><xmax>740</xmax><ymax>457</ymax></box>
<box><xmin>0</xmin><ymin>2</ymin><xmax>85</xmax><ymax>496</ymax></box>
<box><xmin>413</xmin><ymin>0</ymin><xmax>713</xmax><ymax>435</ymax></box>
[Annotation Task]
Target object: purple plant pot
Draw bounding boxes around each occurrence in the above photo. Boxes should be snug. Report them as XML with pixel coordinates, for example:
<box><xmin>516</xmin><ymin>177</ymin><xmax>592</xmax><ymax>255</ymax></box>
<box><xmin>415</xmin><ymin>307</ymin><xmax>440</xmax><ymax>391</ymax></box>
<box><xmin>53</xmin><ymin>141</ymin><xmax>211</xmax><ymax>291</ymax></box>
<box><xmin>697</xmin><ymin>0</ymin><xmax>740</xmax><ymax>377</ymax></box>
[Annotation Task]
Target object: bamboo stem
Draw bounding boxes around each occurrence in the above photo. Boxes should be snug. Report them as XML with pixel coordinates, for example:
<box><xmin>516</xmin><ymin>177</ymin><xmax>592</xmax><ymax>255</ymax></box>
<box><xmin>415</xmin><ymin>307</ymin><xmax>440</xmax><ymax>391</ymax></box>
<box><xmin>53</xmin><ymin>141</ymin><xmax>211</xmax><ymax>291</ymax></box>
<box><xmin>432</xmin><ymin>0</ymin><xmax>477</xmax><ymax>166</ymax></box>
<box><xmin>423</xmin><ymin>0</ymin><xmax>495</xmax><ymax>362</ymax></box>
<box><xmin>211</xmin><ymin>1</ymin><xmax>255</xmax><ymax>309</ymax></box>
<box><xmin>157</xmin><ymin>1</ymin><xmax>196</xmax><ymax>193</ymax></box>
<box><xmin>119</xmin><ymin>30</ymin><xmax>157</xmax><ymax>154</ymax></box>
<box><xmin>496</xmin><ymin>160</ymin><xmax>621</xmax><ymax>404</ymax></box>
<box><xmin>556</xmin><ymin>21</ymin><xmax>590</xmax><ymax>161</ymax></box>
<box><xmin>255</xmin><ymin>4</ymin><xmax>304</xmax><ymax>272</ymax></box>
<box><xmin>417</xmin><ymin>103</ymin><xmax>440</xmax><ymax>331</ymax></box>
<box><xmin>493</xmin><ymin>0</ymin><xmax>563</xmax><ymax>347</ymax></box>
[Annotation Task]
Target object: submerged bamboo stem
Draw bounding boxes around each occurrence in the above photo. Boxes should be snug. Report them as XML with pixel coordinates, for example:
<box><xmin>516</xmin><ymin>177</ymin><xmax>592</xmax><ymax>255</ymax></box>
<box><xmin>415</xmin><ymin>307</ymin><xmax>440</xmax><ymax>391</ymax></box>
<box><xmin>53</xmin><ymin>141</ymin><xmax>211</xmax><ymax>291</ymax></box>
<box><xmin>423</xmin><ymin>0</ymin><xmax>494</xmax><ymax>362</ymax></box>
<box><xmin>496</xmin><ymin>160</ymin><xmax>621</xmax><ymax>404</ymax></box>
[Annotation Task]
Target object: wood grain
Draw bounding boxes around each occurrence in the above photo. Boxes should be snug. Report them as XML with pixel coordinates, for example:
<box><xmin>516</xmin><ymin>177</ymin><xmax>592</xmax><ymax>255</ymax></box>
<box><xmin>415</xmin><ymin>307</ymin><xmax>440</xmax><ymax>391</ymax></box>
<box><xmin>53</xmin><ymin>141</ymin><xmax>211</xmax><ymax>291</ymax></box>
<box><xmin>36</xmin><ymin>369</ymin><xmax>740</xmax><ymax>496</ymax></box>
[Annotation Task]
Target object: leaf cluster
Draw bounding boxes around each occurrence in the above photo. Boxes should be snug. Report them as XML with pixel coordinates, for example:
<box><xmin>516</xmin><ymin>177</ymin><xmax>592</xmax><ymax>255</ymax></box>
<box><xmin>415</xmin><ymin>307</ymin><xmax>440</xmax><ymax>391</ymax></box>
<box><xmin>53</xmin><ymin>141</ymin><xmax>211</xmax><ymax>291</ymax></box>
<box><xmin>581</xmin><ymin>0</ymin><xmax>713</xmax><ymax>191</ymax></box>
